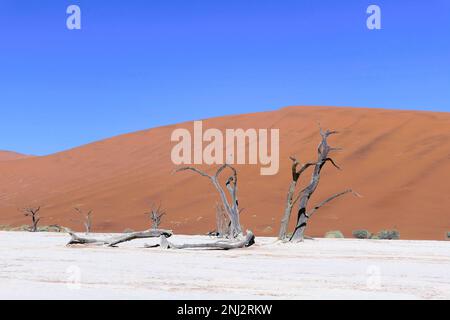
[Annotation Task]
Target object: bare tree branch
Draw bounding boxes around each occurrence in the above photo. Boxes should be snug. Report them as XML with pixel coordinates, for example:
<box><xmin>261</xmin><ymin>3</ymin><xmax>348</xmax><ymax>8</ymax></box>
<box><xmin>176</xmin><ymin>164</ymin><xmax>243</xmax><ymax>238</ymax></box>
<box><xmin>174</xmin><ymin>166</ymin><xmax>210</xmax><ymax>178</ymax></box>
<box><xmin>66</xmin><ymin>229</ymin><xmax>173</xmax><ymax>247</ymax></box>
<box><xmin>153</xmin><ymin>231</ymin><xmax>255</xmax><ymax>250</ymax></box>
<box><xmin>324</xmin><ymin>158</ymin><xmax>341</xmax><ymax>170</ymax></box>
<box><xmin>306</xmin><ymin>189</ymin><xmax>357</xmax><ymax>219</ymax></box>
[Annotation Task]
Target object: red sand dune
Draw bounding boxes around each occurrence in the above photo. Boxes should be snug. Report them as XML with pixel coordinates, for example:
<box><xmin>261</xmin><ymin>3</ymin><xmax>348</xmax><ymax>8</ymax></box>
<box><xmin>0</xmin><ymin>106</ymin><xmax>449</xmax><ymax>240</ymax></box>
<box><xmin>0</xmin><ymin>151</ymin><xmax>31</xmax><ymax>161</ymax></box>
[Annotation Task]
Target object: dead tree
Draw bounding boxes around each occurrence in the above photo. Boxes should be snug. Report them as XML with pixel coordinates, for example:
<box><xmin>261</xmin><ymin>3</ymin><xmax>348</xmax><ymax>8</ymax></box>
<box><xmin>145</xmin><ymin>202</ymin><xmax>166</xmax><ymax>230</ymax></box>
<box><xmin>278</xmin><ymin>157</ymin><xmax>315</xmax><ymax>240</ymax></box>
<box><xmin>290</xmin><ymin>128</ymin><xmax>340</xmax><ymax>242</ymax></box>
<box><xmin>21</xmin><ymin>207</ymin><xmax>41</xmax><ymax>232</ymax></box>
<box><xmin>73</xmin><ymin>207</ymin><xmax>92</xmax><ymax>234</ymax></box>
<box><xmin>291</xmin><ymin>129</ymin><xmax>350</xmax><ymax>242</ymax></box>
<box><xmin>152</xmin><ymin>230</ymin><xmax>255</xmax><ymax>250</ymax></box>
<box><xmin>66</xmin><ymin>229</ymin><xmax>173</xmax><ymax>247</ymax></box>
<box><xmin>279</xmin><ymin>129</ymin><xmax>356</xmax><ymax>242</ymax></box>
<box><xmin>175</xmin><ymin>164</ymin><xmax>243</xmax><ymax>238</ymax></box>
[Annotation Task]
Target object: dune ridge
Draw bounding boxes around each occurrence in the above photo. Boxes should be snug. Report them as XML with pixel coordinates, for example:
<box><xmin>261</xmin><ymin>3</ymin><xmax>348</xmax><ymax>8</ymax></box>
<box><xmin>0</xmin><ymin>151</ymin><xmax>31</xmax><ymax>161</ymax></box>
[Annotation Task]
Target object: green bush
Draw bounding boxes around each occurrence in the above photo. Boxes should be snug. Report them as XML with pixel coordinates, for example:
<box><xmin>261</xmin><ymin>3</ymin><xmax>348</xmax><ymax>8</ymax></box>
<box><xmin>352</xmin><ymin>230</ymin><xmax>372</xmax><ymax>239</ymax></box>
<box><xmin>446</xmin><ymin>232</ymin><xmax>450</xmax><ymax>240</ymax></box>
<box><xmin>324</xmin><ymin>230</ymin><xmax>344</xmax><ymax>239</ymax></box>
<box><xmin>377</xmin><ymin>230</ymin><xmax>400</xmax><ymax>240</ymax></box>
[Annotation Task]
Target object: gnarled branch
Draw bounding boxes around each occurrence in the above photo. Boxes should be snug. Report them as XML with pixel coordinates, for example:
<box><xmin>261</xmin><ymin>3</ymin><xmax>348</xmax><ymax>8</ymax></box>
<box><xmin>306</xmin><ymin>189</ymin><xmax>359</xmax><ymax>219</ymax></box>
<box><xmin>153</xmin><ymin>231</ymin><xmax>255</xmax><ymax>250</ymax></box>
<box><xmin>66</xmin><ymin>229</ymin><xmax>173</xmax><ymax>247</ymax></box>
<box><xmin>176</xmin><ymin>164</ymin><xmax>243</xmax><ymax>238</ymax></box>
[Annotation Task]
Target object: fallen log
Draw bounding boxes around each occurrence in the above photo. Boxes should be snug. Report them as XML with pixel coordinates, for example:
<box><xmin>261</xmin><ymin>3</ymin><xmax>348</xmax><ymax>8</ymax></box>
<box><xmin>149</xmin><ymin>231</ymin><xmax>255</xmax><ymax>250</ymax></box>
<box><xmin>66</xmin><ymin>229</ymin><xmax>173</xmax><ymax>247</ymax></box>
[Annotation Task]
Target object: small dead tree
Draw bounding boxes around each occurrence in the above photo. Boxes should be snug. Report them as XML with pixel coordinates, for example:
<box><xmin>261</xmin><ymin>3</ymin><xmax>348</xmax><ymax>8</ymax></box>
<box><xmin>145</xmin><ymin>202</ymin><xmax>166</xmax><ymax>230</ymax></box>
<box><xmin>21</xmin><ymin>207</ymin><xmax>41</xmax><ymax>232</ymax></box>
<box><xmin>279</xmin><ymin>128</ymin><xmax>357</xmax><ymax>242</ymax></box>
<box><xmin>175</xmin><ymin>164</ymin><xmax>243</xmax><ymax>239</ymax></box>
<box><xmin>73</xmin><ymin>207</ymin><xmax>93</xmax><ymax>234</ymax></box>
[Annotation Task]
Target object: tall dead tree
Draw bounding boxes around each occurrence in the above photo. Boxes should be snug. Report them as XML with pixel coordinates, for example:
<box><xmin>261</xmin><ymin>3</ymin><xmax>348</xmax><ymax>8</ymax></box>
<box><xmin>279</xmin><ymin>129</ymin><xmax>356</xmax><ymax>242</ymax></box>
<box><xmin>21</xmin><ymin>207</ymin><xmax>41</xmax><ymax>232</ymax></box>
<box><xmin>290</xmin><ymin>129</ymin><xmax>341</xmax><ymax>242</ymax></box>
<box><xmin>278</xmin><ymin>157</ymin><xmax>316</xmax><ymax>240</ymax></box>
<box><xmin>145</xmin><ymin>202</ymin><xmax>166</xmax><ymax>230</ymax></box>
<box><xmin>175</xmin><ymin>164</ymin><xmax>243</xmax><ymax>238</ymax></box>
<box><xmin>73</xmin><ymin>207</ymin><xmax>93</xmax><ymax>234</ymax></box>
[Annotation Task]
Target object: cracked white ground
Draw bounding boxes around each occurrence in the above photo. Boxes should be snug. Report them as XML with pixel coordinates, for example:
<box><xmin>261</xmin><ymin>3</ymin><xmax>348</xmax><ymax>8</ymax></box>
<box><xmin>0</xmin><ymin>231</ymin><xmax>449</xmax><ymax>299</ymax></box>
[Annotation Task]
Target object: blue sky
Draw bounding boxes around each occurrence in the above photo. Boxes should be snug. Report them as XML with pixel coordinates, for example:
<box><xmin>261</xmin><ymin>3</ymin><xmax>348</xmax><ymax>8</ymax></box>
<box><xmin>0</xmin><ymin>0</ymin><xmax>449</xmax><ymax>155</ymax></box>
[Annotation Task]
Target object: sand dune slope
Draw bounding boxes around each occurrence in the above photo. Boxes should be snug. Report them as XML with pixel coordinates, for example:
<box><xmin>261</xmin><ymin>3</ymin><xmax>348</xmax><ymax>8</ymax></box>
<box><xmin>0</xmin><ymin>107</ymin><xmax>449</xmax><ymax>240</ymax></box>
<box><xmin>0</xmin><ymin>151</ymin><xmax>31</xmax><ymax>161</ymax></box>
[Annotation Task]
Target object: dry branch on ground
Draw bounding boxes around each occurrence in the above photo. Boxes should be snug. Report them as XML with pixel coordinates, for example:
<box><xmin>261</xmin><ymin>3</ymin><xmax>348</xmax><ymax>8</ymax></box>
<box><xmin>147</xmin><ymin>230</ymin><xmax>255</xmax><ymax>250</ymax></box>
<box><xmin>66</xmin><ymin>229</ymin><xmax>173</xmax><ymax>247</ymax></box>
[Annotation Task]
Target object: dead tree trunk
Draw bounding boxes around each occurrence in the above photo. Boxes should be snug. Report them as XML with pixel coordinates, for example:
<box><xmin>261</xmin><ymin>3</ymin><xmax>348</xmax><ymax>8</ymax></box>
<box><xmin>225</xmin><ymin>172</ymin><xmax>241</xmax><ymax>236</ymax></box>
<box><xmin>66</xmin><ymin>229</ymin><xmax>173</xmax><ymax>247</ymax></box>
<box><xmin>74</xmin><ymin>208</ymin><xmax>92</xmax><ymax>234</ymax></box>
<box><xmin>175</xmin><ymin>164</ymin><xmax>243</xmax><ymax>238</ymax></box>
<box><xmin>289</xmin><ymin>189</ymin><xmax>357</xmax><ymax>241</ymax></box>
<box><xmin>215</xmin><ymin>202</ymin><xmax>230</xmax><ymax>237</ymax></box>
<box><xmin>290</xmin><ymin>129</ymin><xmax>342</xmax><ymax>242</ymax></box>
<box><xmin>153</xmin><ymin>230</ymin><xmax>255</xmax><ymax>250</ymax></box>
<box><xmin>21</xmin><ymin>207</ymin><xmax>41</xmax><ymax>232</ymax></box>
<box><xmin>278</xmin><ymin>158</ymin><xmax>315</xmax><ymax>240</ymax></box>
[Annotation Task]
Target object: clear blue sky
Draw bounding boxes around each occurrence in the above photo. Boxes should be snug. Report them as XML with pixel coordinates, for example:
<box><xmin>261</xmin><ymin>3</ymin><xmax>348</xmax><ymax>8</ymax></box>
<box><xmin>1</xmin><ymin>0</ymin><xmax>449</xmax><ymax>155</ymax></box>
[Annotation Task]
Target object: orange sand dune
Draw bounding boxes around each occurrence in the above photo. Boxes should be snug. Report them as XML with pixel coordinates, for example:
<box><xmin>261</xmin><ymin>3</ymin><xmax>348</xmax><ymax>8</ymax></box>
<box><xmin>0</xmin><ymin>151</ymin><xmax>31</xmax><ymax>161</ymax></box>
<box><xmin>1</xmin><ymin>107</ymin><xmax>449</xmax><ymax>240</ymax></box>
